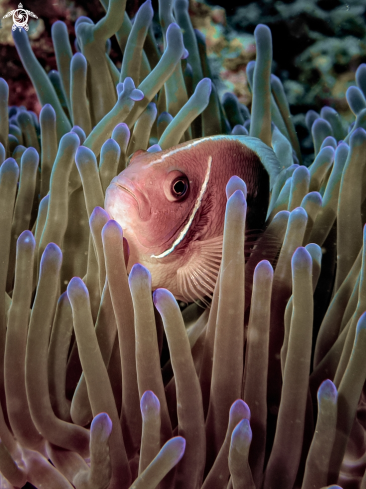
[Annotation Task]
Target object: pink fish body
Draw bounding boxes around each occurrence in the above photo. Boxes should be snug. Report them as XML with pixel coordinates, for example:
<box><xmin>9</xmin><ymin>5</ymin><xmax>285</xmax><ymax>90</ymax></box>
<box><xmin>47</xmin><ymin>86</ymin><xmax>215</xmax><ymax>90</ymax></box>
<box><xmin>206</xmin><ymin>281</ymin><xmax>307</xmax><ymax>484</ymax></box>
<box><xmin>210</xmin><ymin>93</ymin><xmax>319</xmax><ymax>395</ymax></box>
<box><xmin>105</xmin><ymin>135</ymin><xmax>281</xmax><ymax>303</ymax></box>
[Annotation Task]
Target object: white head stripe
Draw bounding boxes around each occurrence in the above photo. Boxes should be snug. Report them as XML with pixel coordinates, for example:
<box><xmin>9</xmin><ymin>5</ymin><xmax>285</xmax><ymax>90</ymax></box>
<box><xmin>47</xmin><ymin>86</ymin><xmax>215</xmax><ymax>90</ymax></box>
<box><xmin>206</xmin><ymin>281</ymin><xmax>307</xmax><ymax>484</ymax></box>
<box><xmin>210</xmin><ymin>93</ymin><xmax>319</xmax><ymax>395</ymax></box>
<box><xmin>145</xmin><ymin>138</ymin><xmax>206</xmax><ymax>169</ymax></box>
<box><xmin>145</xmin><ymin>135</ymin><xmax>281</xmax><ymax>188</ymax></box>
<box><xmin>151</xmin><ymin>156</ymin><xmax>212</xmax><ymax>259</ymax></box>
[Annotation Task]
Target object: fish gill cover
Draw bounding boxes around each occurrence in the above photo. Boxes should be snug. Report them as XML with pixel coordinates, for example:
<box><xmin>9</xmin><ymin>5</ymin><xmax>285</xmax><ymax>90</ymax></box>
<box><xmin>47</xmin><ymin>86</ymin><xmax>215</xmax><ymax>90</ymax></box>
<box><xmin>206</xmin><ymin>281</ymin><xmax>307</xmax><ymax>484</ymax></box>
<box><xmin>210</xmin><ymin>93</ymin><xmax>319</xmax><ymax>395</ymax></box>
<box><xmin>0</xmin><ymin>0</ymin><xmax>365</xmax><ymax>488</ymax></box>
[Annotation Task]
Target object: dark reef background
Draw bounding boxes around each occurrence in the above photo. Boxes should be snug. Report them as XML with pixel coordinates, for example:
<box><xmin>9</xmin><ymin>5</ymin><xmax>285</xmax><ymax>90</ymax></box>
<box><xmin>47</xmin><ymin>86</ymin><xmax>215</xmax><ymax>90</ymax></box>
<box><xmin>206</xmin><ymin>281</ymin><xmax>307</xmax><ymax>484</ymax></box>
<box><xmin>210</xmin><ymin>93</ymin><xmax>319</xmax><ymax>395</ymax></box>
<box><xmin>0</xmin><ymin>0</ymin><xmax>366</xmax><ymax>162</ymax></box>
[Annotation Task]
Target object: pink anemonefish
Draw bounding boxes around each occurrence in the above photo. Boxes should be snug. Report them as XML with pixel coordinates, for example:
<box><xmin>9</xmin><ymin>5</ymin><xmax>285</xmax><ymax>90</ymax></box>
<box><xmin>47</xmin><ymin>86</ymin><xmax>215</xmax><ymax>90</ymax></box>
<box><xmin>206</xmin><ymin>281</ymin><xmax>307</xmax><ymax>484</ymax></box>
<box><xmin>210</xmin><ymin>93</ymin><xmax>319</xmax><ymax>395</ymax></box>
<box><xmin>105</xmin><ymin>135</ymin><xmax>282</xmax><ymax>303</ymax></box>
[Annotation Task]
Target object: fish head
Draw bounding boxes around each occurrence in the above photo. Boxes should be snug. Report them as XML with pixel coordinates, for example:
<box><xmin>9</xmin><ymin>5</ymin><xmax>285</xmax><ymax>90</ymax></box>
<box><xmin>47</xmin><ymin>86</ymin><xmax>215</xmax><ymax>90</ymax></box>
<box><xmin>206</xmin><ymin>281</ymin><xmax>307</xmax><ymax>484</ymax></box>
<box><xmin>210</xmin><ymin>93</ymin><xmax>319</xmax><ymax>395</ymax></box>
<box><xmin>105</xmin><ymin>146</ymin><xmax>211</xmax><ymax>270</ymax></box>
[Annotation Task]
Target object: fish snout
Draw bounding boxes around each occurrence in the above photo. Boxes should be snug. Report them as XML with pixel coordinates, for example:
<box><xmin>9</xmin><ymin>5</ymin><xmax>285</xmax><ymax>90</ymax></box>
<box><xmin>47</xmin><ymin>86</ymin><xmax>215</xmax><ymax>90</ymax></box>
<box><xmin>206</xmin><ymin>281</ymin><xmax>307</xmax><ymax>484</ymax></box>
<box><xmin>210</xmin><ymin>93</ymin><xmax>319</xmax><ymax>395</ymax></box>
<box><xmin>108</xmin><ymin>175</ymin><xmax>151</xmax><ymax>221</ymax></box>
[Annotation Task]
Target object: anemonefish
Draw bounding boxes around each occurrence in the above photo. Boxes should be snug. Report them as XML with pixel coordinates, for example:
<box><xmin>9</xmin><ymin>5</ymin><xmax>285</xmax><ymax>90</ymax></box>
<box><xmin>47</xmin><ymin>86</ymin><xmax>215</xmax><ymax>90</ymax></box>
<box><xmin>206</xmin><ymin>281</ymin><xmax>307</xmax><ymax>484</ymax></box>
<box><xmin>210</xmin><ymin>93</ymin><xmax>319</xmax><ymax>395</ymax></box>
<box><xmin>105</xmin><ymin>135</ymin><xmax>282</xmax><ymax>303</ymax></box>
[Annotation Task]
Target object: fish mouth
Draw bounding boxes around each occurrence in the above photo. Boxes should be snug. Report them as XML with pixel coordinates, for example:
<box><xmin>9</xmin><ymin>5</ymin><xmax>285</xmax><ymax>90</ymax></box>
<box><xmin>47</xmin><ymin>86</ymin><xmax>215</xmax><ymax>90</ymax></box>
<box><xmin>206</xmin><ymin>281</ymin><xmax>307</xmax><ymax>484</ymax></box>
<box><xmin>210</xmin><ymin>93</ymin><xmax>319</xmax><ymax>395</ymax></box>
<box><xmin>116</xmin><ymin>184</ymin><xmax>139</xmax><ymax>206</ymax></box>
<box><xmin>112</xmin><ymin>177</ymin><xmax>151</xmax><ymax>221</ymax></box>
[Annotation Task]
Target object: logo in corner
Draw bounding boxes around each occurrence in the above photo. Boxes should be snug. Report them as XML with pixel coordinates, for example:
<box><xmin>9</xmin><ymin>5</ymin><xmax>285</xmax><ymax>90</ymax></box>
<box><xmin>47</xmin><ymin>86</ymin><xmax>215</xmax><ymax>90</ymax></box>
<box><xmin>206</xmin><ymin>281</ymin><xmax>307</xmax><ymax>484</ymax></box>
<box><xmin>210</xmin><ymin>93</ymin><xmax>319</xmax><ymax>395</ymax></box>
<box><xmin>2</xmin><ymin>3</ymin><xmax>38</xmax><ymax>31</ymax></box>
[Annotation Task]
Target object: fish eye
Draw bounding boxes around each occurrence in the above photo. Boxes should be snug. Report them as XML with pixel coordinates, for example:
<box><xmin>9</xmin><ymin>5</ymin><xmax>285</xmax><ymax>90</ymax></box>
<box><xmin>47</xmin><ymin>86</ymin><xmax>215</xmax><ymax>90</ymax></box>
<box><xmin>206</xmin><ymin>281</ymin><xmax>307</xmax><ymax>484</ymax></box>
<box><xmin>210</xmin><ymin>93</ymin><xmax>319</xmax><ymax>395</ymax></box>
<box><xmin>163</xmin><ymin>171</ymin><xmax>190</xmax><ymax>202</ymax></box>
<box><xmin>172</xmin><ymin>177</ymin><xmax>189</xmax><ymax>198</ymax></box>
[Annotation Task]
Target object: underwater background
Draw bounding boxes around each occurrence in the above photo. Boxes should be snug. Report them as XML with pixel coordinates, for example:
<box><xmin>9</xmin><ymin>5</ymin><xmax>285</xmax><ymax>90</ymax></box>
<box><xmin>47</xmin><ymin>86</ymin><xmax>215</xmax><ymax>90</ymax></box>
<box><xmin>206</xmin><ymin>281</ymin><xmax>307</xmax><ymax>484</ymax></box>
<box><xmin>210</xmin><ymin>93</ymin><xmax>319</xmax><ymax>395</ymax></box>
<box><xmin>0</xmin><ymin>0</ymin><xmax>366</xmax><ymax>487</ymax></box>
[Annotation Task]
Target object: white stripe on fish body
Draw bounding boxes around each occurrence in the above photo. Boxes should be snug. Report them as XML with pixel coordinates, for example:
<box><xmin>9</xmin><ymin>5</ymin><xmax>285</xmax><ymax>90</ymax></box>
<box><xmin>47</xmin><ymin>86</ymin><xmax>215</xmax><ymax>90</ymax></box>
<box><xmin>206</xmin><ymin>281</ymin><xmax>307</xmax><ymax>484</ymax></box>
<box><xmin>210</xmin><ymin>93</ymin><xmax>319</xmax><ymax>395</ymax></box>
<box><xmin>144</xmin><ymin>135</ymin><xmax>282</xmax><ymax>189</ymax></box>
<box><xmin>151</xmin><ymin>156</ymin><xmax>213</xmax><ymax>259</ymax></box>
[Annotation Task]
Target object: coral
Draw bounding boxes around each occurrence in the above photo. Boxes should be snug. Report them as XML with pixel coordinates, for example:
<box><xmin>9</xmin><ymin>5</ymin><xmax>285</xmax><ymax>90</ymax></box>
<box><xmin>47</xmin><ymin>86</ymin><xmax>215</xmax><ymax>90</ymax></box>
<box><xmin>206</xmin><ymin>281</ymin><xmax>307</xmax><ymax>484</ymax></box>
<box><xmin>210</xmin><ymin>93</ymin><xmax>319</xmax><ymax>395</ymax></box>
<box><xmin>189</xmin><ymin>0</ymin><xmax>255</xmax><ymax>106</ymax></box>
<box><xmin>226</xmin><ymin>0</ymin><xmax>366</xmax><ymax>84</ymax></box>
<box><xmin>222</xmin><ymin>0</ymin><xmax>366</xmax><ymax>161</ymax></box>
<box><xmin>1</xmin><ymin>0</ymin><xmax>366</xmax><ymax>488</ymax></box>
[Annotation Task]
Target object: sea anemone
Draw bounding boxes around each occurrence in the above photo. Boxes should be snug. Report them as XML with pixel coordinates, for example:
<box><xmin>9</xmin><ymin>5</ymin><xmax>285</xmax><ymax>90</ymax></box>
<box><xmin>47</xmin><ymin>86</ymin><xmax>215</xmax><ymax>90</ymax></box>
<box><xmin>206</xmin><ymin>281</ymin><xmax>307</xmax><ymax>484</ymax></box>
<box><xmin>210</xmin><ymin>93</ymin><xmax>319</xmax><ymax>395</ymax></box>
<box><xmin>0</xmin><ymin>0</ymin><xmax>366</xmax><ymax>488</ymax></box>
